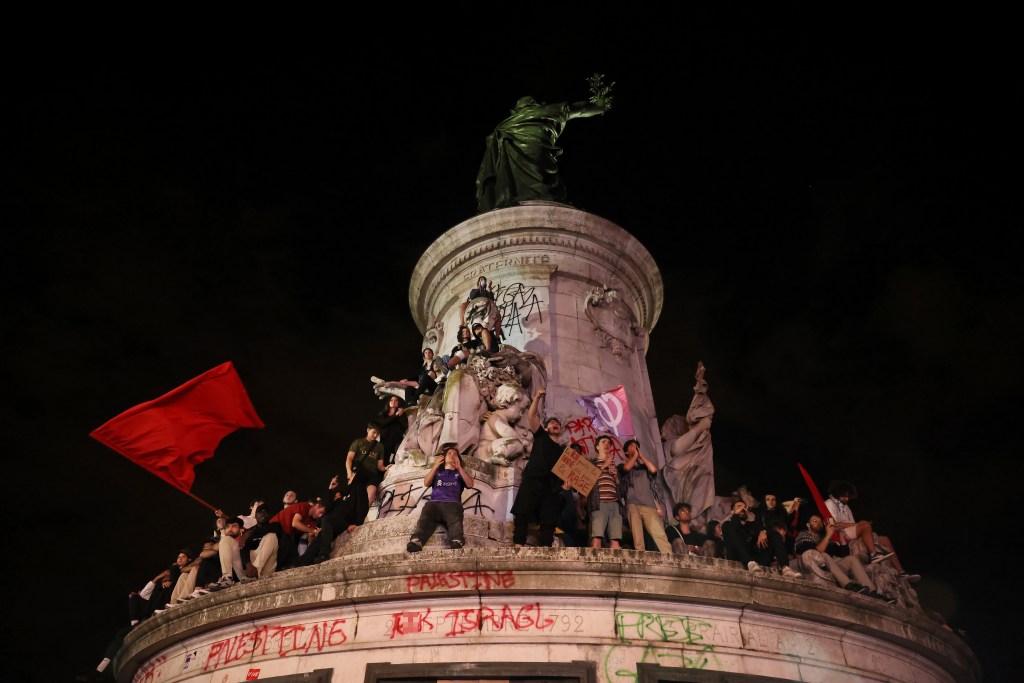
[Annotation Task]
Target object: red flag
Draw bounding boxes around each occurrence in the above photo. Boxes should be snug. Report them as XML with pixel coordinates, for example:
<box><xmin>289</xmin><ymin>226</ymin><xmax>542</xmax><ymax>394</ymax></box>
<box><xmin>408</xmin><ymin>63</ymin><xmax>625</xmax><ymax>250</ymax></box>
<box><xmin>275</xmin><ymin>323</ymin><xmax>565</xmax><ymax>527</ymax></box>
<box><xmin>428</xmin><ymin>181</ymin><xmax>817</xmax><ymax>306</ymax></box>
<box><xmin>797</xmin><ymin>462</ymin><xmax>841</xmax><ymax>543</ymax></box>
<box><xmin>90</xmin><ymin>362</ymin><xmax>264</xmax><ymax>492</ymax></box>
<box><xmin>576</xmin><ymin>385</ymin><xmax>636</xmax><ymax>438</ymax></box>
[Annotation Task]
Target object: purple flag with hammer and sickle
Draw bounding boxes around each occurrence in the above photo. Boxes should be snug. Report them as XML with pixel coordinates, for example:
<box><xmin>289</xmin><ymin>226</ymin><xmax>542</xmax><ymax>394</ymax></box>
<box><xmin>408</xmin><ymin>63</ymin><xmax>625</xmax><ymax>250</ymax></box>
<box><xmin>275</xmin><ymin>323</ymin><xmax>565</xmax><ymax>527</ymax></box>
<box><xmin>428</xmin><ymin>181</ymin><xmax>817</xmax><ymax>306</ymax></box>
<box><xmin>576</xmin><ymin>385</ymin><xmax>635</xmax><ymax>438</ymax></box>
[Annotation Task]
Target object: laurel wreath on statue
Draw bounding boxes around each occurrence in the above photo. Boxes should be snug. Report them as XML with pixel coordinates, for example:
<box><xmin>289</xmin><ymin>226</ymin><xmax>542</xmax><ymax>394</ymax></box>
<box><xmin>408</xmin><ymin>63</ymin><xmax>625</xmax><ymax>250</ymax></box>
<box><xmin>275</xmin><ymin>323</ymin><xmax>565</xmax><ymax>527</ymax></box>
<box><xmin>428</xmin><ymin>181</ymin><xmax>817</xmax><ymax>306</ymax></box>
<box><xmin>587</xmin><ymin>73</ymin><xmax>615</xmax><ymax>110</ymax></box>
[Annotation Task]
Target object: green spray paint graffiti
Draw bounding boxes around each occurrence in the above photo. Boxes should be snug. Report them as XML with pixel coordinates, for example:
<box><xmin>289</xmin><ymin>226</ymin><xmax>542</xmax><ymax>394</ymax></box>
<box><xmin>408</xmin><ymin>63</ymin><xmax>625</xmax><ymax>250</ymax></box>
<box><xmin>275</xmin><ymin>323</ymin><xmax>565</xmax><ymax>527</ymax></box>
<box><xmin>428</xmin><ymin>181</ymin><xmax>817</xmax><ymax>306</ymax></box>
<box><xmin>604</xmin><ymin>611</ymin><xmax>719</xmax><ymax>682</ymax></box>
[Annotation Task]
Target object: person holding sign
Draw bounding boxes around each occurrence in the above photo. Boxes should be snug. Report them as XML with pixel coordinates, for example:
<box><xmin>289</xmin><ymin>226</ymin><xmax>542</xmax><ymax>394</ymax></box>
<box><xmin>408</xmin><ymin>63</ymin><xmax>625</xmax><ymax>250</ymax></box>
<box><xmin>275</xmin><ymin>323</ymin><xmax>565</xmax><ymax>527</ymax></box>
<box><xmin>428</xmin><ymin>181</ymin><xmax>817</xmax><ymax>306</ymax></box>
<box><xmin>554</xmin><ymin>443</ymin><xmax>591</xmax><ymax>547</ymax></box>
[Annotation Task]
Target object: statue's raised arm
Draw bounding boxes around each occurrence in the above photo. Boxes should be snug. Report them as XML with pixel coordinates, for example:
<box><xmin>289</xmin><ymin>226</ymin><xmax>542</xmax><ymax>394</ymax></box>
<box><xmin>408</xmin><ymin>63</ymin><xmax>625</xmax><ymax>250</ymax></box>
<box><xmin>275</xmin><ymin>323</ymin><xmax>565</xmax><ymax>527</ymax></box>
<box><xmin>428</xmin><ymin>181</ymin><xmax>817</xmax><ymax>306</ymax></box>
<box><xmin>475</xmin><ymin>74</ymin><xmax>615</xmax><ymax>213</ymax></box>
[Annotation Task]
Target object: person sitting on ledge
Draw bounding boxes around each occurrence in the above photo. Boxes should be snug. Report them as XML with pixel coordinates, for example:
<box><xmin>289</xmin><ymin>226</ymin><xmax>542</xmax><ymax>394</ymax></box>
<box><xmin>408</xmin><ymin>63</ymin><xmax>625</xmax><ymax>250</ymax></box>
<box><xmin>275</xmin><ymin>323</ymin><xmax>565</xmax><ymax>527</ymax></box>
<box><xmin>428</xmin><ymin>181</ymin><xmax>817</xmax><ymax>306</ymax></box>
<box><xmin>794</xmin><ymin>514</ymin><xmax>895</xmax><ymax>603</ymax></box>
<box><xmin>666</xmin><ymin>502</ymin><xmax>708</xmax><ymax>556</ymax></box>
<box><xmin>407</xmin><ymin>443</ymin><xmax>475</xmax><ymax>552</ymax></box>
<box><xmin>825</xmin><ymin>479</ymin><xmax>920</xmax><ymax>582</ymax></box>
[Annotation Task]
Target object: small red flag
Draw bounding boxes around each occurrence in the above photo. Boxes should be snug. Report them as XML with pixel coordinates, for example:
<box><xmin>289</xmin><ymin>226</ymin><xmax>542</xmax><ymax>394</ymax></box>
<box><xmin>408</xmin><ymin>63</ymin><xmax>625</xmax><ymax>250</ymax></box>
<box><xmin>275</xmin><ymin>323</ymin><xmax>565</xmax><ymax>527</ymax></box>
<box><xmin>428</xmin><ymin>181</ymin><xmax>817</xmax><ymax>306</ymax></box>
<box><xmin>90</xmin><ymin>362</ymin><xmax>264</xmax><ymax>492</ymax></box>
<box><xmin>797</xmin><ymin>462</ymin><xmax>841</xmax><ymax>543</ymax></box>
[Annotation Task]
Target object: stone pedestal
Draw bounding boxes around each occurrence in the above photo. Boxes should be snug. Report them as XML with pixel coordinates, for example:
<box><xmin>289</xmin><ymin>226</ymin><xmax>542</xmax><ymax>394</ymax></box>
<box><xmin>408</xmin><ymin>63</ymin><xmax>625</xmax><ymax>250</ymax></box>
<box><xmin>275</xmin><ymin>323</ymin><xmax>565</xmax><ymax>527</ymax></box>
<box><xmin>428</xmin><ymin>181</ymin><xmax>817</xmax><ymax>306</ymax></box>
<box><xmin>410</xmin><ymin>202</ymin><xmax>663</xmax><ymax>456</ymax></box>
<box><xmin>114</xmin><ymin>205</ymin><xmax>981</xmax><ymax>683</ymax></box>
<box><xmin>116</xmin><ymin>548</ymin><xmax>980</xmax><ymax>683</ymax></box>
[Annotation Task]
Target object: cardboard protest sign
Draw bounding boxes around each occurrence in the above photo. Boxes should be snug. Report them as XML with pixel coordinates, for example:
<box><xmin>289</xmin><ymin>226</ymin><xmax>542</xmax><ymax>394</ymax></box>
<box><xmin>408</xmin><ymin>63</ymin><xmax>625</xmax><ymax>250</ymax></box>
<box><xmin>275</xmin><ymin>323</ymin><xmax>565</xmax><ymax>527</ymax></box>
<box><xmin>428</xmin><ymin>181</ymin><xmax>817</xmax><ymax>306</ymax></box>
<box><xmin>551</xmin><ymin>445</ymin><xmax>601</xmax><ymax>497</ymax></box>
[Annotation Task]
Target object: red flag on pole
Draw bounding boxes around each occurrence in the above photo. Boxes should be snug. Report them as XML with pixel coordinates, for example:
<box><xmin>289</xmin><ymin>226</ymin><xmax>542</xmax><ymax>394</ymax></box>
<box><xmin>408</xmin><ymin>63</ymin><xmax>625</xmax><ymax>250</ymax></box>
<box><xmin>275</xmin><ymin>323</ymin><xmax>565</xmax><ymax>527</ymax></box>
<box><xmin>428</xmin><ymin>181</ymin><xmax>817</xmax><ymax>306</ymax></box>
<box><xmin>797</xmin><ymin>462</ymin><xmax>841</xmax><ymax>543</ymax></box>
<box><xmin>90</xmin><ymin>362</ymin><xmax>264</xmax><ymax>494</ymax></box>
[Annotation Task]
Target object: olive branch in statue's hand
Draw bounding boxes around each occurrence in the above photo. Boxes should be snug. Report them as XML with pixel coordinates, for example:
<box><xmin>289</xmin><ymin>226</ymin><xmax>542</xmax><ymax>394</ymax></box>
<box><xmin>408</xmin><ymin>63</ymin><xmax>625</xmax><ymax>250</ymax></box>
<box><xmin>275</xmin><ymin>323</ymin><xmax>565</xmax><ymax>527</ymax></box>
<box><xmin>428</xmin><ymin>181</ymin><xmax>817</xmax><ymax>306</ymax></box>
<box><xmin>587</xmin><ymin>73</ymin><xmax>615</xmax><ymax>110</ymax></box>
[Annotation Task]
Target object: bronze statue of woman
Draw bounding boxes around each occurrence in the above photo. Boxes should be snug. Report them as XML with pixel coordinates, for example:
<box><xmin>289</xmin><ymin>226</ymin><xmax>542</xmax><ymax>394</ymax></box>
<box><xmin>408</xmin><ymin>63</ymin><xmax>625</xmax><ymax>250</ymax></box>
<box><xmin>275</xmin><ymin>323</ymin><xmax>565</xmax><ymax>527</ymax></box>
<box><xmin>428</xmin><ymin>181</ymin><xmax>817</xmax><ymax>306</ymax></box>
<box><xmin>475</xmin><ymin>74</ymin><xmax>614</xmax><ymax>213</ymax></box>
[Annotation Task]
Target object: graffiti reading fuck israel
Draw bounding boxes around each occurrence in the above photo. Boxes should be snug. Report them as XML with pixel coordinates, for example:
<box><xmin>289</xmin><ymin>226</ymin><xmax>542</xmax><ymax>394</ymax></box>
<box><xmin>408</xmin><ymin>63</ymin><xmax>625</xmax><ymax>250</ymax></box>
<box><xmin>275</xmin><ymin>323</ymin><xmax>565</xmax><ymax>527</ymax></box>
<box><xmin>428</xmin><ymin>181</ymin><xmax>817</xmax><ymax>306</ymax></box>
<box><xmin>386</xmin><ymin>603</ymin><xmax>556</xmax><ymax>638</ymax></box>
<box><xmin>202</xmin><ymin>620</ymin><xmax>348</xmax><ymax>672</ymax></box>
<box><xmin>406</xmin><ymin>570</ymin><xmax>516</xmax><ymax>593</ymax></box>
<box><xmin>494</xmin><ymin>282</ymin><xmax>545</xmax><ymax>335</ymax></box>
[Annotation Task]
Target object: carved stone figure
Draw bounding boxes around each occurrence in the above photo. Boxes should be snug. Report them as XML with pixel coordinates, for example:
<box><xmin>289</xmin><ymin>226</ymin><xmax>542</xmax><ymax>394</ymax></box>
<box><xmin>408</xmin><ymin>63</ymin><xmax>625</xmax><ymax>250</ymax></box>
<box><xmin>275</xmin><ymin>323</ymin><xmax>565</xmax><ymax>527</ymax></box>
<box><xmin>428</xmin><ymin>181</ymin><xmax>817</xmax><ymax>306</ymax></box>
<box><xmin>438</xmin><ymin>368</ymin><xmax>486</xmax><ymax>458</ymax></box>
<box><xmin>662</xmin><ymin>361</ymin><xmax>717</xmax><ymax>526</ymax></box>
<box><xmin>584</xmin><ymin>285</ymin><xmax>642</xmax><ymax>361</ymax></box>
<box><xmin>476</xmin><ymin>383</ymin><xmax>531</xmax><ymax>465</ymax></box>
<box><xmin>370</xmin><ymin>376</ymin><xmax>409</xmax><ymax>403</ymax></box>
<box><xmin>391</xmin><ymin>345</ymin><xmax>547</xmax><ymax>466</ymax></box>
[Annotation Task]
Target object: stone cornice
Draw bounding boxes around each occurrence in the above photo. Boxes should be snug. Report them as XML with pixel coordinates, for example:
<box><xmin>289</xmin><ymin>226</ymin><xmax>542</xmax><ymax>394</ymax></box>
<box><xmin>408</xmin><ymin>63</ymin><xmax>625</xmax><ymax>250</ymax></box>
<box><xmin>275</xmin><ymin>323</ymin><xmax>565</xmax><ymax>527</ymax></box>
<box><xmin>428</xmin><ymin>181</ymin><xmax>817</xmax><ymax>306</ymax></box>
<box><xmin>409</xmin><ymin>204</ymin><xmax>663</xmax><ymax>334</ymax></box>
<box><xmin>116</xmin><ymin>547</ymin><xmax>978</xmax><ymax>683</ymax></box>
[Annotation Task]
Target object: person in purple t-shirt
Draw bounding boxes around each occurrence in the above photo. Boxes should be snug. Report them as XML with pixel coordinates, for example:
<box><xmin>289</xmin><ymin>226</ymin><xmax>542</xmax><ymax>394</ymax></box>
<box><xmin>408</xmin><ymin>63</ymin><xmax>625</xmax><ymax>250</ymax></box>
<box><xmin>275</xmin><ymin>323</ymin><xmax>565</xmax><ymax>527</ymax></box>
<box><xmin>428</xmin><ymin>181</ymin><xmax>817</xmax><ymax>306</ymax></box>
<box><xmin>406</xmin><ymin>443</ymin><xmax>476</xmax><ymax>552</ymax></box>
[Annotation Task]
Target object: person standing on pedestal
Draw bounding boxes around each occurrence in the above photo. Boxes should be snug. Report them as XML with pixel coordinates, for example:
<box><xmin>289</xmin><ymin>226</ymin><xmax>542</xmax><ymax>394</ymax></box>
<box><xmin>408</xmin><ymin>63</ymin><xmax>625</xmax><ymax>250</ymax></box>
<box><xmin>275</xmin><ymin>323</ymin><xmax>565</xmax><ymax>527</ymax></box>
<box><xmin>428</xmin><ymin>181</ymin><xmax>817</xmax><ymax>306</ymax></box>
<box><xmin>510</xmin><ymin>388</ymin><xmax>564</xmax><ymax>547</ymax></box>
<box><xmin>621</xmin><ymin>438</ymin><xmax>673</xmax><ymax>553</ymax></box>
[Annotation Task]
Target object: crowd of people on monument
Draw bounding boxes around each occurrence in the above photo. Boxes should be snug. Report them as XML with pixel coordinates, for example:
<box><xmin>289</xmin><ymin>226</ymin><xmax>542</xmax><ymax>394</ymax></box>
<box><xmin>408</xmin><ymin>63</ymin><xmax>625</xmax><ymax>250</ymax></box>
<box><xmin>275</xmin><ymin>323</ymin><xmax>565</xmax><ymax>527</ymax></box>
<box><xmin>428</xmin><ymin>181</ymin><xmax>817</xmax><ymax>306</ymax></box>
<box><xmin>77</xmin><ymin>278</ymin><xmax>925</xmax><ymax>682</ymax></box>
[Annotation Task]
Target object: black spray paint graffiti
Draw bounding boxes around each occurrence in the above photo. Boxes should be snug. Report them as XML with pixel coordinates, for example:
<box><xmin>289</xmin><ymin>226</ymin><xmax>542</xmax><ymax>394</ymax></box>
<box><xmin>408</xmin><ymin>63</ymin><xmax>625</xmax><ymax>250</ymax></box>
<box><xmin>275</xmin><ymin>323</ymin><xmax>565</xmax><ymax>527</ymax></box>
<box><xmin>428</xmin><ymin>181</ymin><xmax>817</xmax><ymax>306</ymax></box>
<box><xmin>377</xmin><ymin>483</ymin><xmax>494</xmax><ymax>519</ymax></box>
<box><xmin>494</xmin><ymin>282</ymin><xmax>544</xmax><ymax>336</ymax></box>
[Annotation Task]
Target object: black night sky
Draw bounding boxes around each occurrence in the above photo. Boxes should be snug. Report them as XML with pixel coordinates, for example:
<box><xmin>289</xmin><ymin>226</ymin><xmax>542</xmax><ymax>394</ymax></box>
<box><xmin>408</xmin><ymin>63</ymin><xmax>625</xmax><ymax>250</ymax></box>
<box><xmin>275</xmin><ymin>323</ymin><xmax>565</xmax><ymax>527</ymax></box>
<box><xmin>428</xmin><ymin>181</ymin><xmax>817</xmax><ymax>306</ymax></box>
<box><xmin>5</xmin><ymin>12</ymin><xmax>1019</xmax><ymax>683</ymax></box>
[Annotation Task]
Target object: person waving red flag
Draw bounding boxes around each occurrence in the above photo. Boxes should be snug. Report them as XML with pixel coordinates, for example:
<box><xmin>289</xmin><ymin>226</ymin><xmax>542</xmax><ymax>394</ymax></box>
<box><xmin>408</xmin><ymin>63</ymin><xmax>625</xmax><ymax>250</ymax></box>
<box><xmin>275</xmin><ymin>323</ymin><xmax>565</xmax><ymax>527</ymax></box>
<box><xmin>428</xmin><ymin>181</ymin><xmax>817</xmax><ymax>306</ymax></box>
<box><xmin>90</xmin><ymin>362</ymin><xmax>264</xmax><ymax>504</ymax></box>
<box><xmin>796</xmin><ymin>462</ymin><xmax>842</xmax><ymax>544</ymax></box>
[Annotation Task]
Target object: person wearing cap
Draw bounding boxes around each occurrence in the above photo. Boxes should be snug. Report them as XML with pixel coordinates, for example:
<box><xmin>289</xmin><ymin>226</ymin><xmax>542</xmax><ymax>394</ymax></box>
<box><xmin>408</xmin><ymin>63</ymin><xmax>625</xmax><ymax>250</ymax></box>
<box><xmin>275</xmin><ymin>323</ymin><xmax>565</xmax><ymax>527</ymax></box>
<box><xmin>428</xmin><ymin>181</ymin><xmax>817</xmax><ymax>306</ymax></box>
<box><xmin>510</xmin><ymin>388</ymin><xmax>565</xmax><ymax>547</ymax></box>
<box><xmin>407</xmin><ymin>443</ymin><xmax>475</xmax><ymax>552</ymax></box>
<box><xmin>268</xmin><ymin>498</ymin><xmax>326</xmax><ymax>569</ymax></box>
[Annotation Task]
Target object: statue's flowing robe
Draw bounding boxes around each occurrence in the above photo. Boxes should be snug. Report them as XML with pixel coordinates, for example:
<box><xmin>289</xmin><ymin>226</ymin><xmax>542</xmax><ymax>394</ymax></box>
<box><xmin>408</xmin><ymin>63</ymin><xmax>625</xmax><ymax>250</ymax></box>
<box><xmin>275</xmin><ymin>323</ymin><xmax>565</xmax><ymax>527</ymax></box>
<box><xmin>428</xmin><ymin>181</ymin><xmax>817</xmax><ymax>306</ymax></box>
<box><xmin>476</xmin><ymin>102</ymin><xmax>572</xmax><ymax>212</ymax></box>
<box><xmin>663</xmin><ymin>374</ymin><xmax>717</xmax><ymax>523</ymax></box>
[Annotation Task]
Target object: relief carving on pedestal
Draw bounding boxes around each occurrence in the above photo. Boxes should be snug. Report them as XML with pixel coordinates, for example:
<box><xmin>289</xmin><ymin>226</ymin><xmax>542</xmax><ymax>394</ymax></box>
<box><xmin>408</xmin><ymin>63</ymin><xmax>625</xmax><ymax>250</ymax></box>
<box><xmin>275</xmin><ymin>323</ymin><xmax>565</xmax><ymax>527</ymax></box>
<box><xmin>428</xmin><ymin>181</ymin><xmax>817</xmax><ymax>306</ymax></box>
<box><xmin>423</xmin><ymin>320</ymin><xmax>444</xmax><ymax>352</ymax></box>
<box><xmin>583</xmin><ymin>286</ymin><xmax>643</xmax><ymax>362</ymax></box>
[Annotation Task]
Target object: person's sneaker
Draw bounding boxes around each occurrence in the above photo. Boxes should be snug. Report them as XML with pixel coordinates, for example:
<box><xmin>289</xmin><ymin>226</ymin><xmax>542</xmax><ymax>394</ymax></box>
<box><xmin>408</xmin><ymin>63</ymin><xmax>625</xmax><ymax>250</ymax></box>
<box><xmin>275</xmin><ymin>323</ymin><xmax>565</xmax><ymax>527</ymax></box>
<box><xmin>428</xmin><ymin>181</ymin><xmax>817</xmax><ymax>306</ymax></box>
<box><xmin>152</xmin><ymin>608</ymin><xmax>166</xmax><ymax>616</ymax></box>
<box><xmin>450</xmin><ymin>540</ymin><xmax>464</xmax><ymax>550</ymax></box>
<box><xmin>897</xmin><ymin>572</ymin><xmax>922</xmax><ymax>583</ymax></box>
<box><xmin>206</xmin><ymin>577</ymin><xmax>236</xmax><ymax>591</ymax></box>
<box><xmin>781</xmin><ymin>566</ymin><xmax>802</xmax><ymax>579</ymax></box>
<box><xmin>747</xmin><ymin>561</ymin><xmax>764</xmax><ymax>572</ymax></box>
<box><xmin>407</xmin><ymin>539</ymin><xmax>423</xmax><ymax>553</ymax></box>
<box><xmin>869</xmin><ymin>551</ymin><xmax>895</xmax><ymax>563</ymax></box>
<box><xmin>185</xmin><ymin>588</ymin><xmax>209</xmax><ymax>600</ymax></box>
<box><xmin>238</xmin><ymin>576</ymin><xmax>258</xmax><ymax>584</ymax></box>
<box><xmin>844</xmin><ymin>582</ymin><xmax>865</xmax><ymax>592</ymax></box>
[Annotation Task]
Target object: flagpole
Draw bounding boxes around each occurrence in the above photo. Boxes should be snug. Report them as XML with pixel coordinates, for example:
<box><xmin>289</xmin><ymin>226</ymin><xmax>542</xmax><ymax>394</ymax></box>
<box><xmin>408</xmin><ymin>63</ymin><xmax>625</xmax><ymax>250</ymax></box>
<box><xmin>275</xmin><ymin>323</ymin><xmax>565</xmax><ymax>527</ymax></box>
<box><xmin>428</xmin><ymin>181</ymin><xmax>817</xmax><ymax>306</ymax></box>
<box><xmin>796</xmin><ymin>462</ymin><xmax>841</xmax><ymax>543</ymax></box>
<box><xmin>178</xmin><ymin>486</ymin><xmax>219</xmax><ymax>513</ymax></box>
